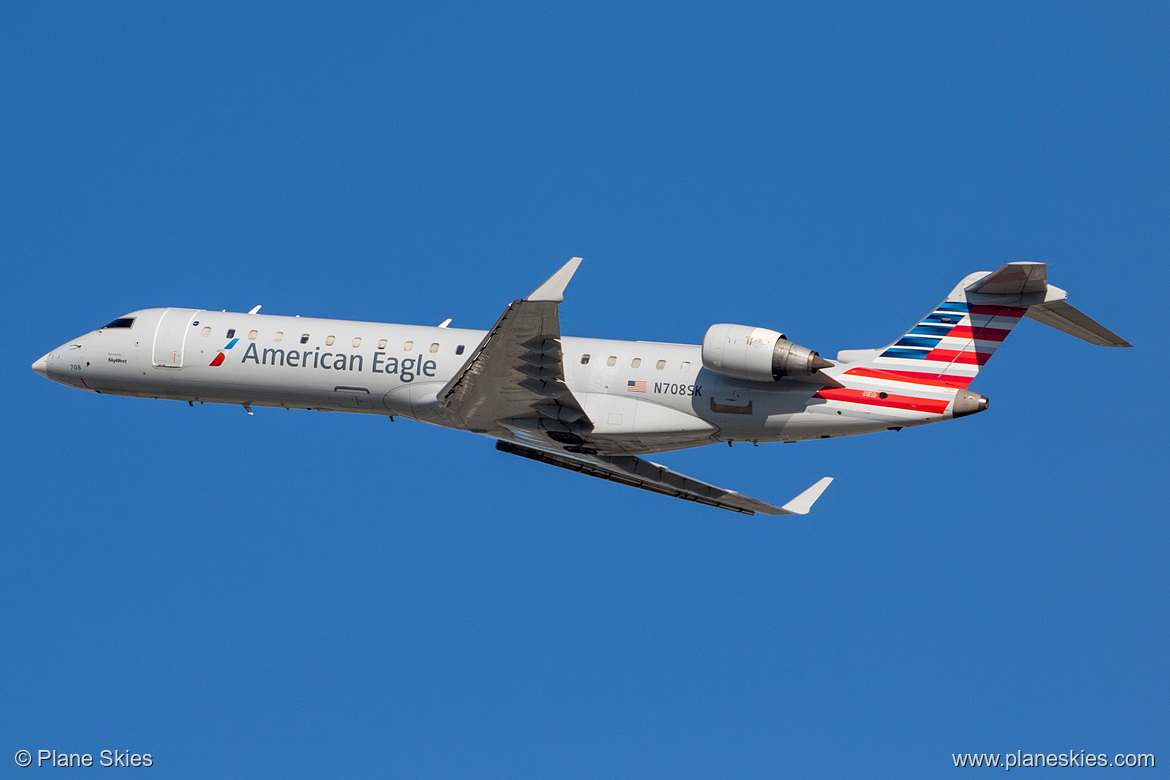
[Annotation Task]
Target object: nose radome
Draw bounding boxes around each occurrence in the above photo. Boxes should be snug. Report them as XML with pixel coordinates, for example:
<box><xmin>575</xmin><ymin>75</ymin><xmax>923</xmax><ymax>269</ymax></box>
<box><xmin>32</xmin><ymin>354</ymin><xmax>49</xmax><ymax>378</ymax></box>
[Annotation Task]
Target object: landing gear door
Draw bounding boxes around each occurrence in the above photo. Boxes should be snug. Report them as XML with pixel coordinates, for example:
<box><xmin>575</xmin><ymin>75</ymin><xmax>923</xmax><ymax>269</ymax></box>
<box><xmin>152</xmin><ymin>308</ymin><xmax>199</xmax><ymax>367</ymax></box>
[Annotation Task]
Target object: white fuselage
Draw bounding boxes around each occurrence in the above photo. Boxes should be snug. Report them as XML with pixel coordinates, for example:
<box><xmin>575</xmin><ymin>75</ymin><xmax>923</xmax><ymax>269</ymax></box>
<box><xmin>35</xmin><ymin>307</ymin><xmax>956</xmax><ymax>456</ymax></box>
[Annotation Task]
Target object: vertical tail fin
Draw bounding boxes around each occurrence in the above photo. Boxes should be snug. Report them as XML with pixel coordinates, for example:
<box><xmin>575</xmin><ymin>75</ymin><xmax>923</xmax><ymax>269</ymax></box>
<box><xmin>836</xmin><ymin>263</ymin><xmax>1116</xmax><ymax>389</ymax></box>
<box><xmin>837</xmin><ymin>263</ymin><xmax>1131</xmax><ymax>388</ymax></box>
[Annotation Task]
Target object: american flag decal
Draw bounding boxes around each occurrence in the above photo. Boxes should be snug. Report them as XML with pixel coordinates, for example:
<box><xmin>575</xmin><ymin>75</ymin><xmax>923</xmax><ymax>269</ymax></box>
<box><xmin>627</xmin><ymin>380</ymin><xmax>647</xmax><ymax>393</ymax></box>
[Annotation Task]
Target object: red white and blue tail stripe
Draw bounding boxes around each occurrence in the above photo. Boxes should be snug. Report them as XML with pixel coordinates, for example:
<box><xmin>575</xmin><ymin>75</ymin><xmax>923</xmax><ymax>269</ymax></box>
<box><xmin>844</xmin><ymin>272</ymin><xmax>1027</xmax><ymax>390</ymax></box>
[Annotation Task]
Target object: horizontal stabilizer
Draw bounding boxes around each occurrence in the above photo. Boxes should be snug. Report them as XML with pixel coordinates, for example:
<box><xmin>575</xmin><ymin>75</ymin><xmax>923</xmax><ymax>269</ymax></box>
<box><xmin>965</xmin><ymin>262</ymin><xmax>1048</xmax><ymax>295</ymax></box>
<box><xmin>1025</xmin><ymin>300</ymin><xmax>1132</xmax><ymax>347</ymax></box>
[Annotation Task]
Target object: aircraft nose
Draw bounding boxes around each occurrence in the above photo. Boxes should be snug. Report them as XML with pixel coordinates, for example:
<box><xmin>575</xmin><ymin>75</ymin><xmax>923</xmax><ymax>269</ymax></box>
<box><xmin>32</xmin><ymin>353</ymin><xmax>49</xmax><ymax>378</ymax></box>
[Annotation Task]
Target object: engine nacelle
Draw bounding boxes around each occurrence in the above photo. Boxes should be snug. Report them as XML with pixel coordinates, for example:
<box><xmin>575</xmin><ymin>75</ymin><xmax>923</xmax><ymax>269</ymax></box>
<box><xmin>701</xmin><ymin>323</ymin><xmax>831</xmax><ymax>382</ymax></box>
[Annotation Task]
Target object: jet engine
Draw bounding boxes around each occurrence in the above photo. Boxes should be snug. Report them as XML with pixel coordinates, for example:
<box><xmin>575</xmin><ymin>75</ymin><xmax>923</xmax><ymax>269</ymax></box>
<box><xmin>701</xmin><ymin>323</ymin><xmax>832</xmax><ymax>382</ymax></box>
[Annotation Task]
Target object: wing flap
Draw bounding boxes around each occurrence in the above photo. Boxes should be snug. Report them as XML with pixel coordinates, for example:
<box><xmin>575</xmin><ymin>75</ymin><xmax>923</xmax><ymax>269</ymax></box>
<box><xmin>496</xmin><ymin>440</ymin><xmax>831</xmax><ymax>516</ymax></box>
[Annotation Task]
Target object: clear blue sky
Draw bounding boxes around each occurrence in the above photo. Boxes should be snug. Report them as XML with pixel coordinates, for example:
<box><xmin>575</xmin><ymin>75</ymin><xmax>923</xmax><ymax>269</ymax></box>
<box><xmin>3</xmin><ymin>2</ymin><xmax>1167</xmax><ymax>776</ymax></box>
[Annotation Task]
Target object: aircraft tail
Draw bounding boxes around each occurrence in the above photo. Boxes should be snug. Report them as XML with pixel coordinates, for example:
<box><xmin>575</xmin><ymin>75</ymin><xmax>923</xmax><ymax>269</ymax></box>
<box><xmin>835</xmin><ymin>263</ymin><xmax>1131</xmax><ymax>389</ymax></box>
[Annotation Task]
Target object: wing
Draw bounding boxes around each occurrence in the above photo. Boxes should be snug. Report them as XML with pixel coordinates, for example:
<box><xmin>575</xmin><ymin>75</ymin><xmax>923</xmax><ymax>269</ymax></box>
<box><xmin>496</xmin><ymin>439</ymin><xmax>833</xmax><ymax>516</ymax></box>
<box><xmin>446</xmin><ymin>258</ymin><xmax>833</xmax><ymax>515</ymax></box>
<box><xmin>439</xmin><ymin>258</ymin><xmax>592</xmax><ymax>433</ymax></box>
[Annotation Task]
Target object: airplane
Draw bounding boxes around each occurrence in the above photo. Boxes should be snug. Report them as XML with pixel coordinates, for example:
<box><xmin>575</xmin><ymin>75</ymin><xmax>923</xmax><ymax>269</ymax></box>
<box><xmin>32</xmin><ymin>259</ymin><xmax>1130</xmax><ymax>516</ymax></box>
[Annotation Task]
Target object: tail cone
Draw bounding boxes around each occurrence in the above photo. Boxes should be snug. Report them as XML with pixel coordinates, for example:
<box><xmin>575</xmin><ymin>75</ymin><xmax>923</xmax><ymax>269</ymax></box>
<box><xmin>952</xmin><ymin>390</ymin><xmax>989</xmax><ymax>418</ymax></box>
<box><xmin>810</xmin><ymin>355</ymin><xmax>834</xmax><ymax>371</ymax></box>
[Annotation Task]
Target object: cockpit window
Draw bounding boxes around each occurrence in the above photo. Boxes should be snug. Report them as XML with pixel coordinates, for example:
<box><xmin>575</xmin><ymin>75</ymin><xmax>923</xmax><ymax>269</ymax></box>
<box><xmin>101</xmin><ymin>318</ymin><xmax>135</xmax><ymax>329</ymax></box>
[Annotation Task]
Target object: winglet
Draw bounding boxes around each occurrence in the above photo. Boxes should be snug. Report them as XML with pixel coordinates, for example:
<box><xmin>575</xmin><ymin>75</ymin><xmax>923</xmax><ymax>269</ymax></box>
<box><xmin>528</xmin><ymin>257</ymin><xmax>583</xmax><ymax>303</ymax></box>
<box><xmin>775</xmin><ymin>476</ymin><xmax>834</xmax><ymax>515</ymax></box>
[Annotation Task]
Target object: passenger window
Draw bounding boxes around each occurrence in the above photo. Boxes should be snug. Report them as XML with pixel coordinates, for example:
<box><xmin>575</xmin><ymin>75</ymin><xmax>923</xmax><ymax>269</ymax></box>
<box><xmin>456</xmin><ymin>345</ymin><xmax>465</xmax><ymax>355</ymax></box>
<box><xmin>377</xmin><ymin>339</ymin><xmax>387</xmax><ymax>349</ymax></box>
<box><xmin>429</xmin><ymin>343</ymin><xmax>439</xmax><ymax>353</ymax></box>
<box><xmin>607</xmin><ymin>356</ymin><xmax>617</xmax><ymax>366</ymax></box>
<box><xmin>656</xmin><ymin>360</ymin><xmax>666</xmax><ymax>370</ymax></box>
<box><xmin>352</xmin><ymin>337</ymin><xmax>361</xmax><ymax>347</ymax></box>
<box><xmin>325</xmin><ymin>335</ymin><xmax>335</xmax><ymax>346</ymax></box>
<box><xmin>631</xmin><ymin>358</ymin><xmax>642</xmax><ymax>368</ymax></box>
<box><xmin>201</xmin><ymin>327</ymin><xmax>211</xmax><ymax>337</ymax></box>
<box><xmin>273</xmin><ymin>331</ymin><xmax>284</xmax><ymax>342</ymax></box>
<box><xmin>581</xmin><ymin>354</ymin><xmax>590</xmax><ymax>365</ymax></box>
<box><xmin>300</xmin><ymin>334</ymin><xmax>310</xmax><ymax>344</ymax></box>
<box><xmin>681</xmin><ymin>361</ymin><xmax>691</xmax><ymax>370</ymax></box>
<box><xmin>248</xmin><ymin>330</ymin><xmax>258</xmax><ymax>340</ymax></box>
<box><xmin>226</xmin><ymin>329</ymin><xmax>236</xmax><ymax>338</ymax></box>
<box><xmin>403</xmin><ymin>341</ymin><xmax>413</xmax><ymax>351</ymax></box>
